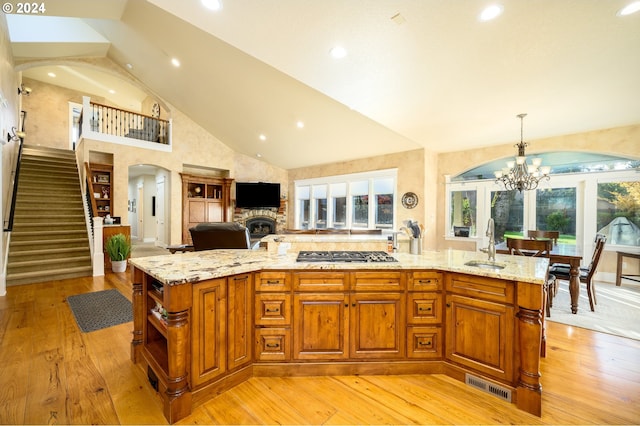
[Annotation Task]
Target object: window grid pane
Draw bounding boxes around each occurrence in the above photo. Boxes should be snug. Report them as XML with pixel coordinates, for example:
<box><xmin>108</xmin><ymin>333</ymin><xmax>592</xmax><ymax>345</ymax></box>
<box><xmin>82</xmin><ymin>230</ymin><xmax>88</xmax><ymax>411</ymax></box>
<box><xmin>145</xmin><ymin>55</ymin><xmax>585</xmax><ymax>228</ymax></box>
<box><xmin>536</xmin><ymin>188</ymin><xmax>577</xmax><ymax>244</ymax></box>
<box><xmin>596</xmin><ymin>181</ymin><xmax>640</xmax><ymax>247</ymax></box>
<box><xmin>450</xmin><ymin>190</ymin><xmax>477</xmax><ymax>237</ymax></box>
<box><xmin>491</xmin><ymin>190</ymin><xmax>524</xmax><ymax>244</ymax></box>
<box><xmin>352</xmin><ymin>195</ymin><xmax>369</xmax><ymax>227</ymax></box>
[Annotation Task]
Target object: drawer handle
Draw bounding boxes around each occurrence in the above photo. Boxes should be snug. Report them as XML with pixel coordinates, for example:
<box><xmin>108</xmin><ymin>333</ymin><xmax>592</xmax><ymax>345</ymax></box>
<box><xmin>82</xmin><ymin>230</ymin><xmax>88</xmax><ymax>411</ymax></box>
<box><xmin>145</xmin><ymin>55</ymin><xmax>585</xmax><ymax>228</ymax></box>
<box><xmin>418</xmin><ymin>279</ymin><xmax>433</xmax><ymax>284</ymax></box>
<box><xmin>265</xmin><ymin>280</ymin><xmax>281</xmax><ymax>284</ymax></box>
<box><xmin>419</xmin><ymin>341</ymin><xmax>432</xmax><ymax>346</ymax></box>
<box><xmin>265</xmin><ymin>343</ymin><xmax>280</xmax><ymax>348</ymax></box>
<box><xmin>418</xmin><ymin>307</ymin><xmax>432</xmax><ymax>312</ymax></box>
<box><xmin>265</xmin><ymin>308</ymin><xmax>280</xmax><ymax>313</ymax></box>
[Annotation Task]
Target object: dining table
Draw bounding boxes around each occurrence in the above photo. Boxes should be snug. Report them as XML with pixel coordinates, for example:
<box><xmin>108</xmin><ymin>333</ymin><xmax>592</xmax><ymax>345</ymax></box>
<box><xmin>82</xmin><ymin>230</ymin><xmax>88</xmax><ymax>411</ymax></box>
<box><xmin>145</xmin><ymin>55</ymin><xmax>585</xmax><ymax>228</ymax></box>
<box><xmin>497</xmin><ymin>241</ymin><xmax>583</xmax><ymax>314</ymax></box>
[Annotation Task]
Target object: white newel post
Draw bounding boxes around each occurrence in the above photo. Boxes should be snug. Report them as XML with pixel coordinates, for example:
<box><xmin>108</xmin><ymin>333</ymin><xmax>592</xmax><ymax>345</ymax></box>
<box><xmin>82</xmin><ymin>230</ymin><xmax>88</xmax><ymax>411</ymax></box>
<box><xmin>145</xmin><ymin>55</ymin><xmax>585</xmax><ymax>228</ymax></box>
<box><xmin>93</xmin><ymin>217</ymin><xmax>105</xmax><ymax>276</ymax></box>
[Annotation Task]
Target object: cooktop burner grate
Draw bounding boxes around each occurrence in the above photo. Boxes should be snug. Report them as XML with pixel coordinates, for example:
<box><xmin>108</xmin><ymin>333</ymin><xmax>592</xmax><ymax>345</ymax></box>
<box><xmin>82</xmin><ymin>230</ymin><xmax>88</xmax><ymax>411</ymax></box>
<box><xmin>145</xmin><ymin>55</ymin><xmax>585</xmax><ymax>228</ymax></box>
<box><xmin>296</xmin><ymin>251</ymin><xmax>397</xmax><ymax>263</ymax></box>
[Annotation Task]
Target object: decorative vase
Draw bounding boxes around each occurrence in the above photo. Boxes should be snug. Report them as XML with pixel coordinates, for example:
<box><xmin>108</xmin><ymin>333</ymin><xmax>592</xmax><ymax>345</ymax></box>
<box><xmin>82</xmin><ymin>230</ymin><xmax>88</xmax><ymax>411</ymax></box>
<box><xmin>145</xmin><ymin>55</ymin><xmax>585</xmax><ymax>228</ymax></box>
<box><xmin>111</xmin><ymin>260</ymin><xmax>127</xmax><ymax>273</ymax></box>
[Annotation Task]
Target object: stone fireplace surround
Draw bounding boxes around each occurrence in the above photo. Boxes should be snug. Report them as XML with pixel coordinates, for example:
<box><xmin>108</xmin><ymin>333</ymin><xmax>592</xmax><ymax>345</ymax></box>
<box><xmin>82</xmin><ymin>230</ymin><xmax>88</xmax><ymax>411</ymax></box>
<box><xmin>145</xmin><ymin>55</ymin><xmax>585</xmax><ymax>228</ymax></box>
<box><xmin>234</xmin><ymin>207</ymin><xmax>286</xmax><ymax>239</ymax></box>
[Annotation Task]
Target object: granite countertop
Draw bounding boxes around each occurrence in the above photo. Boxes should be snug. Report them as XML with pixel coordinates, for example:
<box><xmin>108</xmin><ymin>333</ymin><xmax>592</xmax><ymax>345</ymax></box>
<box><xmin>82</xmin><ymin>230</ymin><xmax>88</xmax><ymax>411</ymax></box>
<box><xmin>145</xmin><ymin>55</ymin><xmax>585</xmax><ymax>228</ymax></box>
<box><xmin>260</xmin><ymin>234</ymin><xmax>389</xmax><ymax>243</ymax></box>
<box><xmin>129</xmin><ymin>248</ymin><xmax>549</xmax><ymax>287</ymax></box>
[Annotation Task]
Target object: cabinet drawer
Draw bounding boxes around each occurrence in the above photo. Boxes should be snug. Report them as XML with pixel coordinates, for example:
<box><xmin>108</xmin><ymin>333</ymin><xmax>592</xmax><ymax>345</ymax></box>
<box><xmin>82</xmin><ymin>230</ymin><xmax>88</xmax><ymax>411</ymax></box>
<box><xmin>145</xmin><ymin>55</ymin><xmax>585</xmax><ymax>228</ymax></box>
<box><xmin>255</xmin><ymin>293</ymin><xmax>291</xmax><ymax>326</ymax></box>
<box><xmin>408</xmin><ymin>271</ymin><xmax>442</xmax><ymax>291</ymax></box>
<box><xmin>255</xmin><ymin>328</ymin><xmax>291</xmax><ymax>361</ymax></box>
<box><xmin>293</xmin><ymin>271</ymin><xmax>348</xmax><ymax>292</ymax></box>
<box><xmin>256</xmin><ymin>271</ymin><xmax>290</xmax><ymax>292</ymax></box>
<box><xmin>407</xmin><ymin>292</ymin><xmax>442</xmax><ymax>325</ymax></box>
<box><xmin>407</xmin><ymin>326</ymin><xmax>443</xmax><ymax>359</ymax></box>
<box><xmin>446</xmin><ymin>273</ymin><xmax>515</xmax><ymax>304</ymax></box>
<box><xmin>351</xmin><ymin>271</ymin><xmax>404</xmax><ymax>291</ymax></box>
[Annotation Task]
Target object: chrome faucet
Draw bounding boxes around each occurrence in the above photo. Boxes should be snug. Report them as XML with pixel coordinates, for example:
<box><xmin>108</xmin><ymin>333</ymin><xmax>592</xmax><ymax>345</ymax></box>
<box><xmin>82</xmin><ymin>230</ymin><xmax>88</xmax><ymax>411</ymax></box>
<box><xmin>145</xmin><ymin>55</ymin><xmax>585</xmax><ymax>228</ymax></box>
<box><xmin>486</xmin><ymin>218</ymin><xmax>496</xmax><ymax>261</ymax></box>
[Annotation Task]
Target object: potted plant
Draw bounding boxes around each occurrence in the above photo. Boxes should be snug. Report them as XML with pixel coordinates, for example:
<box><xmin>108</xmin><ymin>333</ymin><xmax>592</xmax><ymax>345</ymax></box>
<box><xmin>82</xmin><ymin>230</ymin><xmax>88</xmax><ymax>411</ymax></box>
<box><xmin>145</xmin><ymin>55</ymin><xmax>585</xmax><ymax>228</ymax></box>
<box><xmin>105</xmin><ymin>233</ymin><xmax>131</xmax><ymax>273</ymax></box>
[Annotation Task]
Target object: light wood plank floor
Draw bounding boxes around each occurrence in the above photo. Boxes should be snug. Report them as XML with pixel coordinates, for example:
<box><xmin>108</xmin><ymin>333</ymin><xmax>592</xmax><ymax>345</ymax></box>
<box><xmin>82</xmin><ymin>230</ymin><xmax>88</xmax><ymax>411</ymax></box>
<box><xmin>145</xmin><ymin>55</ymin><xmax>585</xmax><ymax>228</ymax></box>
<box><xmin>1</xmin><ymin>270</ymin><xmax>638</xmax><ymax>425</ymax></box>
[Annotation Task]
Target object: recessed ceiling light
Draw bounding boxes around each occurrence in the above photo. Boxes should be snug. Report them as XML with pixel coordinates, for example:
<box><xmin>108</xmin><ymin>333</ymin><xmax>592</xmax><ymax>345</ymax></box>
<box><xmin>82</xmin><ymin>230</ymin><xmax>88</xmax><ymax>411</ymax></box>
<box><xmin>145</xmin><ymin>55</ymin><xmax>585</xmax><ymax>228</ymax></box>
<box><xmin>330</xmin><ymin>46</ymin><xmax>347</xmax><ymax>59</ymax></box>
<box><xmin>171</xmin><ymin>58</ymin><xmax>181</xmax><ymax>67</ymax></box>
<box><xmin>259</xmin><ymin>134</ymin><xmax>267</xmax><ymax>141</ymax></box>
<box><xmin>109</xmin><ymin>89</ymin><xmax>115</xmax><ymax>94</ymax></box>
<box><xmin>256</xmin><ymin>153</ymin><xmax>262</xmax><ymax>158</ymax></box>
<box><xmin>479</xmin><ymin>4</ymin><xmax>503</xmax><ymax>21</ymax></box>
<box><xmin>617</xmin><ymin>1</ymin><xmax>640</xmax><ymax>16</ymax></box>
<box><xmin>296</xmin><ymin>121</ymin><xmax>304</xmax><ymax>129</ymax></box>
<box><xmin>126</xmin><ymin>63</ymin><xmax>133</xmax><ymax>69</ymax></box>
<box><xmin>202</xmin><ymin>0</ymin><xmax>222</xmax><ymax>11</ymax></box>
<box><xmin>47</xmin><ymin>72</ymin><xmax>56</xmax><ymax>77</ymax></box>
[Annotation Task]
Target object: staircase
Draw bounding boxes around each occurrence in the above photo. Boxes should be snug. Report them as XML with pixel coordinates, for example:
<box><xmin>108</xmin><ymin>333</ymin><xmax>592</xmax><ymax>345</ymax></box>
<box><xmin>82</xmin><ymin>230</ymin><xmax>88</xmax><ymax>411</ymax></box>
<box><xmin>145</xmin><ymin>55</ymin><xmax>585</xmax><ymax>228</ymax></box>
<box><xmin>6</xmin><ymin>145</ymin><xmax>92</xmax><ymax>286</ymax></box>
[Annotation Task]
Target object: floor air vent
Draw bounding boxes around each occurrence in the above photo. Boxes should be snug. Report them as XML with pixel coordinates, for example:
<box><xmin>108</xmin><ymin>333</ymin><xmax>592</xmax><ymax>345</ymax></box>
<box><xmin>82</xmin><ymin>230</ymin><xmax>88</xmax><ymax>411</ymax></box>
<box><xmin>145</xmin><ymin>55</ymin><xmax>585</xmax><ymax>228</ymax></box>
<box><xmin>465</xmin><ymin>373</ymin><xmax>512</xmax><ymax>402</ymax></box>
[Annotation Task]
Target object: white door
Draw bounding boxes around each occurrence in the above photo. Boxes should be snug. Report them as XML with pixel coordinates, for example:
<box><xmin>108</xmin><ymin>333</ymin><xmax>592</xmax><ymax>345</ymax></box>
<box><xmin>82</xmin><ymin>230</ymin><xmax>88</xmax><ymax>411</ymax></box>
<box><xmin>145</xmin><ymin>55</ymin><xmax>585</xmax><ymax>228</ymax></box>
<box><xmin>137</xmin><ymin>185</ymin><xmax>144</xmax><ymax>242</ymax></box>
<box><xmin>156</xmin><ymin>177</ymin><xmax>166</xmax><ymax>246</ymax></box>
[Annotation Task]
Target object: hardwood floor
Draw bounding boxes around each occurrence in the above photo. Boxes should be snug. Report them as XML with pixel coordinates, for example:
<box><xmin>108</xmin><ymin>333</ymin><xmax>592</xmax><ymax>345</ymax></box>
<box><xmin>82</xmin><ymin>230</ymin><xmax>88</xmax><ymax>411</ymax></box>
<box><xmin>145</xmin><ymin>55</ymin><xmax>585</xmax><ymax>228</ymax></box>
<box><xmin>1</xmin><ymin>270</ymin><xmax>638</xmax><ymax>425</ymax></box>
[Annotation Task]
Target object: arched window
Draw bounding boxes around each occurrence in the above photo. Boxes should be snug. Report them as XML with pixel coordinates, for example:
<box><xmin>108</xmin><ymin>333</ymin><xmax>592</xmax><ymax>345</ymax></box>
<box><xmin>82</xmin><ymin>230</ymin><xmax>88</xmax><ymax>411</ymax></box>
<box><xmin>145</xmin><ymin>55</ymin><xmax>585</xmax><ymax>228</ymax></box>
<box><xmin>446</xmin><ymin>152</ymin><xmax>639</xmax><ymax>250</ymax></box>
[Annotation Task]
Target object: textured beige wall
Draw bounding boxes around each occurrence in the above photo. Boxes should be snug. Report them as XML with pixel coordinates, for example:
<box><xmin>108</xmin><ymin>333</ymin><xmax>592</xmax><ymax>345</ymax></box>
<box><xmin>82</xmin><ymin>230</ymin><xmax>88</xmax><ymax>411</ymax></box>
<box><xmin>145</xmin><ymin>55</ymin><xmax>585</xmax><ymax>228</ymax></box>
<box><xmin>287</xmin><ymin>148</ymin><xmax>439</xmax><ymax>249</ymax></box>
<box><xmin>1</xmin><ymin>16</ymin><xmax>21</xmax><ymax>293</ymax></box>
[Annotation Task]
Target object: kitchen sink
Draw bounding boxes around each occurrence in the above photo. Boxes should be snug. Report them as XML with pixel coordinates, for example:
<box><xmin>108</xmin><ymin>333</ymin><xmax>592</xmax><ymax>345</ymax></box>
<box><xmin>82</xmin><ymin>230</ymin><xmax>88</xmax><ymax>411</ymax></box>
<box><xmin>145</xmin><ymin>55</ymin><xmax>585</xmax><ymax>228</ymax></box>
<box><xmin>464</xmin><ymin>260</ymin><xmax>506</xmax><ymax>270</ymax></box>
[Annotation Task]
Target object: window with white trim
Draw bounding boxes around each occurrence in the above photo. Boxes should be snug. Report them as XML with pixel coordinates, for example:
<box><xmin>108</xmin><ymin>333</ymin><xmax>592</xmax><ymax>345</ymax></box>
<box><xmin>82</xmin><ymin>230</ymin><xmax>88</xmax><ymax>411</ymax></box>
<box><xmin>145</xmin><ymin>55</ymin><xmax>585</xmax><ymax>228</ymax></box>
<box><xmin>294</xmin><ymin>169</ymin><xmax>398</xmax><ymax>230</ymax></box>
<box><xmin>446</xmin><ymin>165</ymin><xmax>639</xmax><ymax>250</ymax></box>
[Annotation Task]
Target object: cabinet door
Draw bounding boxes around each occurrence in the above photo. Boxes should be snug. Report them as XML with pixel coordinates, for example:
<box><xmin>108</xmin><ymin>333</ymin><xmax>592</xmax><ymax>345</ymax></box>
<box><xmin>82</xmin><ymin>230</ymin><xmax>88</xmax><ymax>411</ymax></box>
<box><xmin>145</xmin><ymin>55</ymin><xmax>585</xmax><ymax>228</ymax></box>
<box><xmin>188</xmin><ymin>199</ymin><xmax>207</xmax><ymax>223</ymax></box>
<box><xmin>206</xmin><ymin>200</ymin><xmax>223</xmax><ymax>222</ymax></box>
<box><xmin>445</xmin><ymin>294</ymin><xmax>514</xmax><ymax>381</ymax></box>
<box><xmin>227</xmin><ymin>274</ymin><xmax>252</xmax><ymax>371</ymax></box>
<box><xmin>293</xmin><ymin>293</ymin><xmax>349</xmax><ymax>360</ymax></box>
<box><xmin>191</xmin><ymin>279</ymin><xmax>226</xmax><ymax>388</ymax></box>
<box><xmin>350</xmin><ymin>292</ymin><xmax>405</xmax><ymax>359</ymax></box>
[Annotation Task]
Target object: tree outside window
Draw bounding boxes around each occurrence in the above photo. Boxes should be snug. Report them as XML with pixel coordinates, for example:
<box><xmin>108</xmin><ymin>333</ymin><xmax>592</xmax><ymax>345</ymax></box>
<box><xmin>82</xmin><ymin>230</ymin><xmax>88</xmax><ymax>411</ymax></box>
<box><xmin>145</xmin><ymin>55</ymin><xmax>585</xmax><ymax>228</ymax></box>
<box><xmin>597</xmin><ymin>181</ymin><xmax>640</xmax><ymax>246</ymax></box>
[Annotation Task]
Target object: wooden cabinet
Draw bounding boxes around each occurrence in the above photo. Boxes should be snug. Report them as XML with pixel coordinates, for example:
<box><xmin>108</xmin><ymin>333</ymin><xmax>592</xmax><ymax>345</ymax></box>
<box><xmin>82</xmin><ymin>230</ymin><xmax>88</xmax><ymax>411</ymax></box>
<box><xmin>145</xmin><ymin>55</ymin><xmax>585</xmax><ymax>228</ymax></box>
<box><xmin>180</xmin><ymin>173</ymin><xmax>233</xmax><ymax>244</ymax></box>
<box><xmin>445</xmin><ymin>273</ymin><xmax>515</xmax><ymax>381</ymax></box>
<box><xmin>292</xmin><ymin>271</ymin><xmax>405</xmax><ymax>360</ymax></box>
<box><xmin>227</xmin><ymin>273</ymin><xmax>253</xmax><ymax>371</ymax></box>
<box><xmin>293</xmin><ymin>292</ymin><xmax>350</xmax><ymax>360</ymax></box>
<box><xmin>350</xmin><ymin>292</ymin><xmax>405</xmax><ymax>358</ymax></box>
<box><xmin>87</xmin><ymin>163</ymin><xmax>113</xmax><ymax>218</ymax></box>
<box><xmin>255</xmin><ymin>271</ymin><xmax>292</xmax><ymax>361</ymax></box>
<box><xmin>137</xmin><ymin>270</ymin><xmax>192</xmax><ymax>424</ymax></box>
<box><xmin>191</xmin><ymin>278</ymin><xmax>227</xmax><ymax>388</ymax></box>
<box><xmin>407</xmin><ymin>271</ymin><xmax>443</xmax><ymax>359</ymax></box>
<box><xmin>131</xmin><ymin>266</ymin><xmax>544</xmax><ymax>423</ymax></box>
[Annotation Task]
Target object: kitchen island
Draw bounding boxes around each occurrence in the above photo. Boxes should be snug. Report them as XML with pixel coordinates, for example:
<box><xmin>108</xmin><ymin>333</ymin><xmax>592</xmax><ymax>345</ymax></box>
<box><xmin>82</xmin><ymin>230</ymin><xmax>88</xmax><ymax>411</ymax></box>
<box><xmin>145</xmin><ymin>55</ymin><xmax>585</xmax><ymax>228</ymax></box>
<box><xmin>130</xmin><ymin>248</ymin><xmax>548</xmax><ymax>423</ymax></box>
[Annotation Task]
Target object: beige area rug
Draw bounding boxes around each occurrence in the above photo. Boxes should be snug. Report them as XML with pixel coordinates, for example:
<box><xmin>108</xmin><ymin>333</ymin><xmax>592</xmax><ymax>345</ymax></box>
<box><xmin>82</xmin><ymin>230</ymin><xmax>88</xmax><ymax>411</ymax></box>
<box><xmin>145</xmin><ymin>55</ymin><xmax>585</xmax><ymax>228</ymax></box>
<box><xmin>549</xmin><ymin>280</ymin><xmax>640</xmax><ymax>340</ymax></box>
<box><xmin>131</xmin><ymin>242</ymin><xmax>170</xmax><ymax>258</ymax></box>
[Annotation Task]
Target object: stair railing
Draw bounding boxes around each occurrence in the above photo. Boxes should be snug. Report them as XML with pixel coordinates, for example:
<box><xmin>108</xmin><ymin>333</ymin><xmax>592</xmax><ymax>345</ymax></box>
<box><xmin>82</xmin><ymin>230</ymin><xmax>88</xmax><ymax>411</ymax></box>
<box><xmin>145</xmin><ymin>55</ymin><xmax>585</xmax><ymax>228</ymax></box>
<box><xmin>3</xmin><ymin>137</ymin><xmax>24</xmax><ymax>232</ymax></box>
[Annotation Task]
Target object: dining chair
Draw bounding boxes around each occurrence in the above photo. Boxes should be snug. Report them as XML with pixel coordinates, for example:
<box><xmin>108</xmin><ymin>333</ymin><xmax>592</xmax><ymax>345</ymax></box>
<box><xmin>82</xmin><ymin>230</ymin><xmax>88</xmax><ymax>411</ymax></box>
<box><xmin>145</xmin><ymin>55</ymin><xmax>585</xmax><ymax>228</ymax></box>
<box><xmin>549</xmin><ymin>234</ymin><xmax>607</xmax><ymax>312</ymax></box>
<box><xmin>527</xmin><ymin>230</ymin><xmax>560</xmax><ymax>247</ymax></box>
<box><xmin>506</xmin><ymin>237</ymin><xmax>556</xmax><ymax>317</ymax></box>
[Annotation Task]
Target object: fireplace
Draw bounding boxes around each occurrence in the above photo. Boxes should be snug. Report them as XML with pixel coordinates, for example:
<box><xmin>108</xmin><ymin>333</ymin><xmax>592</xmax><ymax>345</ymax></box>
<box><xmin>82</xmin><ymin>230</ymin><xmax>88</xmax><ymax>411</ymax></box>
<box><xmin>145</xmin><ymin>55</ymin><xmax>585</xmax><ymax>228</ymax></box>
<box><xmin>245</xmin><ymin>217</ymin><xmax>276</xmax><ymax>239</ymax></box>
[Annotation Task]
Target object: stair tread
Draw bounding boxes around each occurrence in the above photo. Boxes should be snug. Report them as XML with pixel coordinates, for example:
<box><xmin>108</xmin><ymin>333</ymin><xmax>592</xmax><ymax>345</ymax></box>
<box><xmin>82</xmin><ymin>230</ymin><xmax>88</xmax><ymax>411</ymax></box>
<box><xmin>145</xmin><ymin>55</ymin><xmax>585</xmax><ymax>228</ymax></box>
<box><xmin>7</xmin><ymin>265</ymin><xmax>93</xmax><ymax>280</ymax></box>
<box><xmin>9</xmin><ymin>246</ymin><xmax>91</xmax><ymax>256</ymax></box>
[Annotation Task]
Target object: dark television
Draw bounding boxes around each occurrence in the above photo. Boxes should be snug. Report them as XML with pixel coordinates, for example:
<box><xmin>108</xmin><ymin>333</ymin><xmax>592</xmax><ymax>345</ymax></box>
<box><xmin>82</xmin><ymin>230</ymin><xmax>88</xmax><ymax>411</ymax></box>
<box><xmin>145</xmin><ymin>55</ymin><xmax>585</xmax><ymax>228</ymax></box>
<box><xmin>235</xmin><ymin>182</ymin><xmax>281</xmax><ymax>208</ymax></box>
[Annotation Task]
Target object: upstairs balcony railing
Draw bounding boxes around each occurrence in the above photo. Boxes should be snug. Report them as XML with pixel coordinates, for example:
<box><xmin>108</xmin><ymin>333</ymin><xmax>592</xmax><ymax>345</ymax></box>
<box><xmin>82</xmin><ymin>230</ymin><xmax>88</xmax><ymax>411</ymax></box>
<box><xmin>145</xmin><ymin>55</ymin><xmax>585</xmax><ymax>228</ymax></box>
<box><xmin>79</xmin><ymin>96</ymin><xmax>171</xmax><ymax>150</ymax></box>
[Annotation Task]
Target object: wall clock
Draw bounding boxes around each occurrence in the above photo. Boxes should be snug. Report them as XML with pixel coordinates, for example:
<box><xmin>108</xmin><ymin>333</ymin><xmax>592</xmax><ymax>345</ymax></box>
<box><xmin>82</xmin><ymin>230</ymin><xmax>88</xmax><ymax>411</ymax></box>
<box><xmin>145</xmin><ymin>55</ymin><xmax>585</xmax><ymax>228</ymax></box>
<box><xmin>401</xmin><ymin>192</ymin><xmax>419</xmax><ymax>209</ymax></box>
<box><xmin>151</xmin><ymin>102</ymin><xmax>160</xmax><ymax>118</ymax></box>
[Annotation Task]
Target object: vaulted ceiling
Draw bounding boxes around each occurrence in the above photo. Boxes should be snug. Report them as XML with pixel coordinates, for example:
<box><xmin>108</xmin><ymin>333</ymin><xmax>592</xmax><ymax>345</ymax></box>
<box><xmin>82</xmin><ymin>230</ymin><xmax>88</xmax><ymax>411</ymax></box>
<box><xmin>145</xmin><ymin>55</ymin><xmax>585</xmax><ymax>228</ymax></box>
<box><xmin>8</xmin><ymin>0</ymin><xmax>640</xmax><ymax>169</ymax></box>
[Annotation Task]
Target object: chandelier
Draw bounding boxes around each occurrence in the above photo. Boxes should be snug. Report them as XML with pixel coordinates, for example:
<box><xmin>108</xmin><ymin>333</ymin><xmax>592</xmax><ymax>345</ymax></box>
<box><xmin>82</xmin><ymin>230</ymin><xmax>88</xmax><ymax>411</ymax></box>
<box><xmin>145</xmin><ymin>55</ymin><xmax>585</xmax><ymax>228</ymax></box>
<box><xmin>494</xmin><ymin>113</ymin><xmax>551</xmax><ymax>192</ymax></box>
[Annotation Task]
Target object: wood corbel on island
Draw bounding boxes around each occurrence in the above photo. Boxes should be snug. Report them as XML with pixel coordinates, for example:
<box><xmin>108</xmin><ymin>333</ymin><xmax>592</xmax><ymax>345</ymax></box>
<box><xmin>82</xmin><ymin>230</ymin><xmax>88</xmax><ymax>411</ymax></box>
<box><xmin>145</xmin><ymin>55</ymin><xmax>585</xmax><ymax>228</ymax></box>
<box><xmin>130</xmin><ymin>250</ymin><xmax>546</xmax><ymax>423</ymax></box>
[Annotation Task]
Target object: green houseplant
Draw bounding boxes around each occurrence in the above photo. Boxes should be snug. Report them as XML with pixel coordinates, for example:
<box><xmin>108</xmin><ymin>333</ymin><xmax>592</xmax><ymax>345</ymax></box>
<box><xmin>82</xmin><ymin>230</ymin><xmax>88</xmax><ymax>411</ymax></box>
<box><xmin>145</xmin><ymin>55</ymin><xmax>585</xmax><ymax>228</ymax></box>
<box><xmin>105</xmin><ymin>233</ymin><xmax>131</xmax><ymax>273</ymax></box>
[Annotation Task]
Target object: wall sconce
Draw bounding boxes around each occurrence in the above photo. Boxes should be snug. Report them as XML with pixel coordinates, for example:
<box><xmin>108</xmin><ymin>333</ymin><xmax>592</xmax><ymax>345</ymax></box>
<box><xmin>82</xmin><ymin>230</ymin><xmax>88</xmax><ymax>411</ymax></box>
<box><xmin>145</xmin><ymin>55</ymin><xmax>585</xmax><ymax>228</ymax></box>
<box><xmin>7</xmin><ymin>127</ymin><xmax>26</xmax><ymax>143</ymax></box>
<box><xmin>18</xmin><ymin>84</ymin><xmax>32</xmax><ymax>96</ymax></box>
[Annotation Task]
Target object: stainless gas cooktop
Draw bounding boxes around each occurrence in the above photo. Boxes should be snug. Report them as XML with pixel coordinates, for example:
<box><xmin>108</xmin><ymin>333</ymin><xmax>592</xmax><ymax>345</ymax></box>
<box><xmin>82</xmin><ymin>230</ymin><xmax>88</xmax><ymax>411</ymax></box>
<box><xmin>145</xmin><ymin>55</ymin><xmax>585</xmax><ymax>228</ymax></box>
<box><xmin>296</xmin><ymin>251</ymin><xmax>397</xmax><ymax>263</ymax></box>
